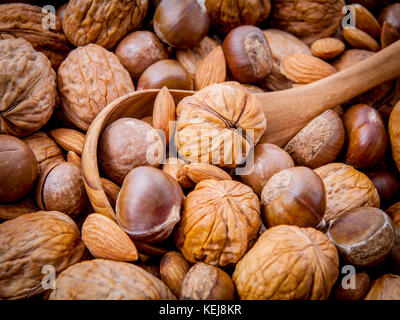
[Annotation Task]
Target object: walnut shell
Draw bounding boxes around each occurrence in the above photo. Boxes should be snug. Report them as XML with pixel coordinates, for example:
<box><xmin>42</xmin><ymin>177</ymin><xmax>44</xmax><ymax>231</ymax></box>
<box><xmin>175</xmin><ymin>179</ymin><xmax>261</xmax><ymax>267</ymax></box>
<box><xmin>389</xmin><ymin>101</ymin><xmax>400</xmax><ymax>174</ymax></box>
<box><xmin>387</xmin><ymin>202</ymin><xmax>400</xmax><ymax>226</ymax></box>
<box><xmin>232</xmin><ymin>225</ymin><xmax>339</xmax><ymax>300</ymax></box>
<box><xmin>0</xmin><ymin>211</ymin><xmax>85</xmax><ymax>299</ymax></box>
<box><xmin>0</xmin><ymin>38</ymin><xmax>56</xmax><ymax>137</ymax></box>
<box><xmin>49</xmin><ymin>259</ymin><xmax>176</xmax><ymax>300</ymax></box>
<box><xmin>364</xmin><ymin>274</ymin><xmax>400</xmax><ymax>300</ymax></box>
<box><xmin>58</xmin><ymin>44</ymin><xmax>135</xmax><ymax>131</ymax></box>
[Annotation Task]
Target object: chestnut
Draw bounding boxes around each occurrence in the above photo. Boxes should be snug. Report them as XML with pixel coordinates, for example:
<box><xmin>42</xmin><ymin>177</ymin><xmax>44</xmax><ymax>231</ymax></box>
<box><xmin>379</xmin><ymin>3</ymin><xmax>400</xmax><ymax>32</ymax></box>
<box><xmin>366</xmin><ymin>171</ymin><xmax>400</xmax><ymax>205</ymax></box>
<box><xmin>343</xmin><ymin>104</ymin><xmax>387</xmax><ymax>169</ymax></box>
<box><xmin>327</xmin><ymin>207</ymin><xmax>395</xmax><ymax>268</ymax></box>
<box><xmin>115</xmin><ymin>31</ymin><xmax>168</xmax><ymax>81</ymax></box>
<box><xmin>222</xmin><ymin>25</ymin><xmax>273</xmax><ymax>84</ymax></box>
<box><xmin>0</xmin><ymin>134</ymin><xmax>38</xmax><ymax>203</ymax></box>
<box><xmin>116</xmin><ymin>166</ymin><xmax>183</xmax><ymax>244</ymax></box>
<box><xmin>137</xmin><ymin>60</ymin><xmax>193</xmax><ymax>91</ymax></box>
<box><xmin>154</xmin><ymin>0</ymin><xmax>210</xmax><ymax>49</ymax></box>
<box><xmin>240</xmin><ymin>143</ymin><xmax>294</xmax><ymax>196</ymax></box>
<box><xmin>260</xmin><ymin>166</ymin><xmax>326</xmax><ymax>228</ymax></box>
<box><xmin>333</xmin><ymin>272</ymin><xmax>370</xmax><ymax>300</ymax></box>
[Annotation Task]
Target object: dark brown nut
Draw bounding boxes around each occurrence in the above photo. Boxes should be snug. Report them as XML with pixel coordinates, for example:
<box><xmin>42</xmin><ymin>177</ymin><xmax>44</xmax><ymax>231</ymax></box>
<box><xmin>327</xmin><ymin>207</ymin><xmax>395</xmax><ymax>268</ymax></box>
<box><xmin>0</xmin><ymin>211</ymin><xmax>85</xmax><ymax>299</ymax></box>
<box><xmin>379</xmin><ymin>3</ymin><xmax>400</xmax><ymax>32</ymax></box>
<box><xmin>100</xmin><ymin>177</ymin><xmax>120</xmax><ymax>209</ymax></box>
<box><xmin>314</xmin><ymin>163</ymin><xmax>380</xmax><ymax>223</ymax></box>
<box><xmin>162</xmin><ymin>158</ymin><xmax>194</xmax><ymax>189</ymax></box>
<box><xmin>99</xmin><ymin>118</ymin><xmax>164</xmax><ymax>185</ymax></box>
<box><xmin>0</xmin><ymin>134</ymin><xmax>38</xmax><ymax>203</ymax></box>
<box><xmin>366</xmin><ymin>171</ymin><xmax>400</xmax><ymax>205</ymax></box>
<box><xmin>261</xmin><ymin>29</ymin><xmax>311</xmax><ymax>91</ymax></box>
<box><xmin>364</xmin><ymin>274</ymin><xmax>400</xmax><ymax>300</ymax></box>
<box><xmin>343</xmin><ymin>104</ymin><xmax>387</xmax><ymax>169</ymax></box>
<box><xmin>160</xmin><ymin>251</ymin><xmax>190</xmax><ymax>297</ymax></box>
<box><xmin>284</xmin><ymin>110</ymin><xmax>345</xmax><ymax>169</ymax></box>
<box><xmin>350</xmin><ymin>4</ymin><xmax>381</xmax><ymax>39</ymax></box>
<box><xmin>137</xmin><ymin>256</ymin><xmax>162</xmax><ymax>279</ymax></box>
<box><xmin>175</xmin><ymin>82</ymin><xmax>267</xmax><ymax>167</ymax></box>
<box><xmin>137</xmin><ymin>60</ymin><xmax>193</xmax><ymax>91</ymax></box>
<box><xmin>261</xmin><ymin>167</ymin><xmax>326</xmax><ymax>228</ymax></box>
<box><xmin>23</xmin><ymin>132</ymin><xmax>64</xmax><ymax>174</ymax></box>
<box><xmin>116</xmin><ymin>166</ymin><xmax>183</xmax><ymax>244</ymax></box>
<box><xmin>270</xmin><ymin>0</ymin><xmax>346</xmax><ymax>45</ymax></box>
<box><xmin>0</xmin><ymin>38</ymin><xmax>56</xmax><ymax>137</ymax></box>
<box><xmin>242</xmin><ymin>84</ymin><xmax>265</xmax><ymax>94</ymax></box>
<box><xmin>343</xmin><ymin>28</ymin><xmax>380</xmax><ymax>52</ymax></box>
<box><xmin>381</xmin><ymin>21</ymin><xmax>400</xmax><ymax>49</ymax></box>
<box><xmin>49</xmin><ymin>259</ymin><xmax>176</xmax><ymax>300</ymax></box>
<box><xmin>154</xmin><ymin>0</ymin><xmax>210</xmax><ymax>49</ymax></box>
<box><xmin>180</xmin><ymin>263</ymin><xmax>235</xmax><ymax>300</ymax></box>
<box><xmin>184</xmin><ymin>163</ymin><xmax>232</xmax><ymax>184</ymax></box>
<box><xmin>233</xmin><ymin>225</ymin><xmax>339</xmax><ymax>300</ymax></box>
<box><xmin>333</xmin><ymin>272</ymin><xmax>370</xmax><ymax>300</ymax></box>
<box><xmin>35</xmin><ymin>161</ymin><xmax>89</xmax><ymax>218</ymax></box>
<box><xmin>205</xmin><ymin>0</ymin><xmax>271</xmax><ymax>35</ymax></box>
<box><xmin>0</xmin><ymin>3</ymin><xmax>71</xmax><ymax>70</ymax></box>
<box><xmin>222</xmin><ymin>25</ymin><xmax>272</xmax><ymax>84</ymax></box>
<box><xmin>0</xmin><ymin>197</ymin><xmax>38</xmax><ymax>221</ymax></box>
<box><xmin>63</xmin><ymin>0</ymin><xmax>148</xmax><ymax>49</ymax></box>
<box><xmin>58</xmin><ymin>44</ymin><xmax>135</xmax><ymax>131</ymax></box>
<box><xmin>390</xmin><ymin>226</ymin><xmax>400</xmax><ymax>273</ymax></box>
<box><xmin>175</xmin><ymin>180</ymin><xmax>261</xmax><ymax>267</ymax></box>
<box><xmin>115</xmin><ymin>31</ymin><xmax>169</xmax><ymax>81</ymax></box>
<box><xmin>311</xmin><ymin>38</ymin><xmax>345</xmax><ymax>60</ymax></box>
<box><xmin>241</xmin><ymin>143</ymin><xmax>294</xmax><ymax>196</ymax></box>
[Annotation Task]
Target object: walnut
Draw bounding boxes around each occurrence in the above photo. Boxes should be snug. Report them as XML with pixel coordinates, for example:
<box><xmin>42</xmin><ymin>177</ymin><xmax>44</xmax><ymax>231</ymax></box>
<box><xmin>364</xmin><ymin>274</ymin><xmax>400</xmax><ymax>300</ymax></box>
<box><xmin>175</xmin><ymin>82</ymin><xmax>267</xmax><ymax>167</ymax></box>
<box><xmin>0</xmin><ymin>38</ymin><xmax>56</xmax><ymax>137</ymax></box>
<box><xmin>58</xmin><ymin>44</ymin><xmax>135</xmax><ymax>131</ymax></box>
<box><xmin>270</xmin><ymin>0</ymin><xmax>346</xmax><ymax>45</ymax></box>
<box><xmin>63</xmin><ymin>0</ymin><xmax>148</xmax><ymax>49</ymax></box>
<box><xmin>232</xmin><ymin>225</ymin><xmax>339</xmax><ymax>300</ymax></box>
<box><xmin>175</xmin><ymin>179</ymin><xmax>261</xmax><ymax>267</ymax></box>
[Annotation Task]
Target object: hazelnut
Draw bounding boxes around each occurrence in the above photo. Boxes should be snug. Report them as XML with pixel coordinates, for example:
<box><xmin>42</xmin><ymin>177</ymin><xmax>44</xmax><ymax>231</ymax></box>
<box><xmin>241</xmin><ymin>143</ymin><xmax>294</xmax><ymax>196</ymax></box>
<box><xmin>366</xmin><ymin>171</ymin><xmax>400</xmax><ymax>205</ymax></box>
<box><xmin>222</xmin><ymin>26</ymin><xmax>272</xmax><ymax>84</ymax></box>
<box><xmin>379</xmin><ymin>3</ymin><xmax>400</xmax><ymax>32</ymax></box>
<box><xmin>99</xmin><ymin>118</ymin><xmax>164</xmax><ymax>185</ymax></box>
<box><xmin>115</xmin><ymin>31</ymin><xmax>168</xmax><ymax>81</ymax></box>
<box><xmin>180</xmin><ymin>263</ymin><xmax>235</xmax><ymax>300</ymax></box>
<box><xmin>333</xmin><ymin>272</ymin><xmax>370</xmax><ymax>300</ymax></box>
<box><xmin>162</xmin><ymin>158</ymin><xmax>194</xmax><ymax>189</ymax></box>
<box><xmin>0</xmin><ymin>134</ymin><xmax>38</xmax><ymax>203</ymax></box>
<box><xmin>137</xmin><ymin>60</ymin><xmax>193</xmax><ymax>91</ymax></box>
<box><xmin>116</xmin><ymin>166</ymin><xmax>183</xmax><ymax>244</ymax></box>
<box><xmin>364</xmin><ymin>274</ymin><xmax>400</xmax><ymax>300</ymax></box>
<box><xmin>261</xmin><ymin>167</ymin><xmax>326</xmax><ymax>228</ymax></box>
<box><xmin>343</xmin><ymin>104</ymin><xmax>387</xmax><ymax>169</ymax></box>
<box><xmin>154</xmin><ymin>0</ymin><xmax>210</xmax><ymax>49</ymax></box>
<box><xmin>160</xmin><ymin>251</ymin><xmax>190</xmax><ymax>297</ymax></box>
<box><xmin>327</xmin><ymin>207</ymin><xmax>395</xmax><ymax>268</ymax></box>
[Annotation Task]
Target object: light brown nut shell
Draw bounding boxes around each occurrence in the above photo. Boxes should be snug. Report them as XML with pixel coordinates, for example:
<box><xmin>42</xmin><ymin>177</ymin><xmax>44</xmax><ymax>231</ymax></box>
<box><xmin>389</xmin><ymin>101</ymin><xmax>400</xmax><ymax>174</ymax></box>
<box><xmin>364</xmin><ymin>274</ymin><xmax>400</xmax><ymax>300</ymax></box>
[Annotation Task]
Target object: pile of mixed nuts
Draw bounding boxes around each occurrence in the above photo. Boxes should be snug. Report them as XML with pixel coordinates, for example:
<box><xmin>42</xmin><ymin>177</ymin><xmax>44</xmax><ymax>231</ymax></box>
<box><xmin>1</xmin><ymin>0</ymin><xmax>400</xmax><ymax>301</ymax></box>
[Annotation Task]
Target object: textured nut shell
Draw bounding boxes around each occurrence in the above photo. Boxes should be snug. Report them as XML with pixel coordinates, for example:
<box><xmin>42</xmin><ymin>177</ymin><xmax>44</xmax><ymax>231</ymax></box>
<box><xmin>0</xmin><ymin>38</ymin><xmax>56</xmax><ymax>137</ymax></box>
<box><xmin>389</xmin><ymin>101</ymin><xmax>400</xmax><ymax>173</ymax></box>
<box><xmin>343</xmin><ymin>28</ymin><xmax>380</xmax><ymax>52</ymax></box>
<box><xmin>160</xmin><ymin>251</ymin><xmax>190</xmax><ymax>297</ymax></box>
<box><xmin>63</xmin><ymin>0</ymin><xmax>148</xmax><ymax>49</ymax></box>
<box><xmin>0</xmin><ymin>197</ymin><xmax>38</xmax><ymax>220</ymax></box>
<box><xmin>311</xmin><ymin>38</ymin><xmax>345</xmax><ymax>60</ymax></box>
<box><xmin>0</xmin><ymin>3</ymin><xmax>71</xmax><ymax>69</ymax></box>
<box><xmin>175</xmin><ymin>179</ymin><xmax>261</xmax><ymax>267</ymax></box>
<box><xmin>233</xmin><ymin>225</ymin><xmax>339</xmax><ymax>300</ymax></box>
<box><xmin>162</xmin><ymin>158</ymin><xmax>194</xmax><ymax>189</ymax></box>
<box><xmin>49</xmin><ymin>128</ymin><xmax>86</xmax><ymax>155</ymax></box>
<box><xmin>82</xmin><ymin>214</ymin><xmax>138</xmax><ymax>261</ymax></box>
<box><xmin>194</xmin><ymin>46</ymin><xmax>226</xmax><ymax>90</ymax></box>
<box><xmin>314</xmin><ymin>163</ymin><xmax>380</xmax><ymax>223</ymax></box>
<box><xmin>387</xmin><ymin>202</ymin><xmax>400</xmax><ymax>226</ymax></box>
<box><xmin>0</xmin><ymin>211</ymin><xmax>85</xmax><ymax>299</ymax></box>
<box><xmin>49</xmin><ymin>259</ymin><xmax>176</xmax><ymax>300</ymax></box>
<box><xmin>364</xmin><ymin>274</ymin><xmax>400</xmax><ymax>300</ymax></box>
<box><xmin>184</xmin><ymin>163</ymin><xmax>232</xmax><ymax>183</ymax></box>
<box><xmin>58</xmin><ymin>44</ymin><xmax>135</xmax><ymax>131</ymax></box>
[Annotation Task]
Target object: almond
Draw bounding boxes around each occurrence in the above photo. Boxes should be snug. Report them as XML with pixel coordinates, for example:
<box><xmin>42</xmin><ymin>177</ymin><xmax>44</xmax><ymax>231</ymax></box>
<box><xmin>152</xmin><ymin>87</ymin><xmax>176</xmax><ymax>145</ymax></box>
<box><xmin>343</xmin><ymin>28</ymin><xmax>380</xmax><ymax>52</ymax></box>
<box><xmin>82</xmin><ymin>213</ymin><xmax>138</xmax><ymax>262</ymax></box>
<box><xmin>381</xmin><ymin>21</ymin><xmax>400</xmax><ymax>49</ymax></box>
<box><xmin>194</xmin><ymin>46</ymin><xmax>226</xmax><ymax>90</ymax></box>
<box><xmin>67</xmin><ymin>151</ymin><xmax>81</xmax><ymax>168</ymax></box>
<box><xmin>162</xmin><ymin>157</ymin><xmax>194</xmax><ymax>189</ymax></box>
<box><xmin>100</xmin><ymin>177</ymin><xmax>120</xmax><ymax>209</ymax></box>
<box><xmin>184</xmin><ymin>163</ymin><xmax>232</xmax><ymax>183</ymax></box>
<box><xmin>280</xmin><ymin>54</ymin><xmax>337</xmax><ymax>84</ymax></box>
<box><xmin>351</xmin><ymin>4</ymin><xmax>381</xmax><ymax>39</ymax></box>
<box><xmin>311</xmin><ymin>38</ymin><xmax>345</xmax><ymax>60</ymax></box>
<box><xmin>160</xmin><ymin>251</ymin><xmax>190</xmax><ymax>297</ymax></box>
<box><xmin>49</xmin><ymin>128</ymin><xmax>86</xmax><ymax>155</ymax></box>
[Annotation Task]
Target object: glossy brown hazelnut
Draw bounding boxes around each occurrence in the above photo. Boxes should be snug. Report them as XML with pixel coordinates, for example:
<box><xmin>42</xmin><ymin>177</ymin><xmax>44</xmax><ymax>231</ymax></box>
<box><xmin>261</xmin><ymin>166</ymin><xmax>326</xmax><ymax>228</ymax></box>
<box><xmin>366</xmin><ymin>171</ymin><xmax>400</xmax><ymax>205</ymax></box>
<box><xmin>223</xmin><ymin>25</ymin><xmax>273</xmax><ymax>84</ymax></box>
<box><xmin>327</xmin><ymin>207</ymin><xmax>395</xmax><ymax>268</ymax></box>
<box><xmin>240</xmin><ymin>143</ymin><xmax>294</xmax><ymax>196</ymax></box>
<box><xmin>116</xmin><ymin>166</ymin><xmax>183</xmax><ymax>244</ymax></box>
<box><xmin>333</xmin><ymin>272</ymin><xmax>370</xmax><ymax>300</ymax></box>
<box><xmin>160</xmin><ymin>251</ymin><xmax>190</xmax><ymax>297</ymax></box>
<box><xmin>0</xmin><ymin>134</ymin><xmax>38</xmax><ymax>203</ymax></box>
<box><xmin>35</xmin><ymin>161</ymin><xmax>89</xmax><ymax>218</ymax></box>
<box><xmin>99</xmin><ymin>118</ymin><xmax>164</xmax><ymax>185</ymax></box>
<box><xmin>115</xmin><ymin>31</ymin><xmax>169</xmax><ymax>81</ymax></box>
<box><xmin>379</xmin><ymin>3</ymin><xmax>400</xmax><ymax>32</ymax></box>
<box><xmin>154</xmin><ymin>0</ymin><xmax>210</xmax><ymax>49</ymax></box>
<box><xmin>343</xmin><ymin>104</ymin><xmax>387</xmax><ymax>169</ymax></box>
<box><xmin>162</xmin><ymin>158</ymin><xmax>194</xmax><ymax>189</ymax></box>
<box><xmin>180</xmin><ymin>263</ymin><xmax>235</xmax><ymax>300</ymax></box>
<box><xmin>137</xmin><ymin>60</ymin><xmax>193</xmax><ymax>91</ymax></box>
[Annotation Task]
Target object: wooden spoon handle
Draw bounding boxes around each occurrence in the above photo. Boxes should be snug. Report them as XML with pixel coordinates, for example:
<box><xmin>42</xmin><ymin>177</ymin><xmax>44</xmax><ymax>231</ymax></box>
<box><xmin>257</xmin><ymin>40</ymin><xmax>400</xmax><ymax>147</ymax></box>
